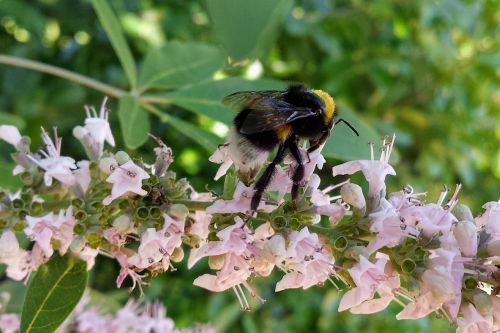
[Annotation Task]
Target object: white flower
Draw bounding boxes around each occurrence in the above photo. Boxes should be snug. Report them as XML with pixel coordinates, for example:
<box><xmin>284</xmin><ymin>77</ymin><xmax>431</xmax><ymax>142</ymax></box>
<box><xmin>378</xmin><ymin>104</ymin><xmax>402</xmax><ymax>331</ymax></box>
<box><xmin>103</xmin><ymin>160</ymin><xmax>150</xmax><ymax>205</ymax></box>
<box><xmin>33</xmin><ymin>128</ymin><xmax>76</xmax><ymax>187</ymax></box>
<box><xmin>0</xmin><ymin>125</ymin><xmax>22</xmax><ymax>147</ymax></box>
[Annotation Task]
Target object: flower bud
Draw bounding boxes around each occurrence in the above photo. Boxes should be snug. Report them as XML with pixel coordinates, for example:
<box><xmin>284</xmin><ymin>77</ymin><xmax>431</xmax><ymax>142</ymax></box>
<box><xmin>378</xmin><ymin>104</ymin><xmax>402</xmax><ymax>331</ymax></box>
<box><xmin>487</xmin><ymin>239</ymin><xmax>500</xmax><ymax>257</ymax></box>
<box><xmin>453</xmin><ymin>220</ymin><xmax>478</xmax><ymax>257</ymax></box>
<box><xmin>340</xmin><ymin>183</ymin><xmax>366</xmax><ymax>217</ymax></box>
<box><xmin>72</xmin><ymin>126</ymin><xmax>86</xmax><ymax>140</ymax></box>
<box><xmin>334</xmin><ymin>236</ymin><xmax>348</xmax><ymax>251</ymax></box>
<box><xmin>0</xmin><ymin>230</ymin><xmax>19</xmax><ymax>258</ymax></box>
<box><xmin>471</xmin><ymin>291</ymin><xmax>492</xmax><ymax>316</ymax></box>
<box><xmin>453</xmin><ymin>204</ymin><xmax>474</xmax><ymax>222</ymax></box>
<box><xmin>168</xmin><ymin>204</ymin><xmax>189</xmax><ymax>221</ymax></box>
<box><xmin>401</xmin><ymin>259</ymin><xmax>416</xmax><ymax>273</ymax></box>
<box><xmin>99</xmin><ymin>157</ymin><xmax>117</xmax><ymax>174</ymax></box>
<box><xmin>70</xmin><ymin>236</ymin><xmax>86</xmax><ymax>252</ymax></box>
<box><xmin>113</xmin><ymin>214</ymin><xmax>132</xmax><ymax>232</ymax></box>
<box><xmin>422</xmin><ymin>270</ymin><xmax>455</xmax><ymax>302</ymax></box>
<box><xmin>208</xmin><ymin>254</ymin><xmax>225</xmax><ymax>270</ymax></box>
<box><xmin>170</xmin><ymin>247</ymin><xmax>184</xmax><ymax>262</ymax></box>
<box><xmin>115</xmin><ymin>151</ymin><xmax>130</xmax><ymax>165</ymax></box>
<box><xmin>344</xmin><ymin>246</ymin><xmax>369</xmax><ymax>260</ymax></box>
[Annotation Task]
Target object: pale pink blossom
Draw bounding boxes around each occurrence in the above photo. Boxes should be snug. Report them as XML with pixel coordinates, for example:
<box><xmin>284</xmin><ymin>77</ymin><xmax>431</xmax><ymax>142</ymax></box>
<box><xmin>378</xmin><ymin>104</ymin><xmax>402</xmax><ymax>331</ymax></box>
<box><xmin>0</xmin><ymin>230</ymin><xmax>20</xmax><ymax>258</ymax></box>
<box><xmin>83</xmin><ymin>97</ymin><xmax>115</xmax><ymax>147</ymax></box>
<box><xmin>114</xmin><ymin>249</ymin><xmax>148</xmax><ymax>295</ymax></box>
<box><xmin>338</xmin><ymin>256</ymin><xmax>400</xmax><ymax>314</ymax></box>
<box><xmin>276</xmin><ymin>227</ymin><xmax>335</xmax><ymax>291</ymax></box>
<box><xmin>24</xmin><ymin>207</ymin><xmax>75</xmax><ymax>257</ymax></box>
<box><xmin>0</xmin><ymin>313</ymin><xmax>20</xmax><ymax>333</ymax></box>
<box><xmin>128</xmin><ymin>214</ymin><xmax>185</xmax><ymax>270</ymax></box>
<box><xmin>72</xmin><ymin>160</ymin><xmax>91</xmax><ymax>196</ymax></box>
<box><xmin>103</xmin><ymin>160</ymin><xmax>150</xmax><ymax>205</ymax></box>
<box><xmin>332</xmin><ymin>135</ymin><xmax>396</xmax><ymax>208</ymax></box>
<box><xmin>209</xmin><ymin>144</ymin><xmax>233</xmax><ymax>181</ymax></box>
<box><xmin>206</xmin><ymin>182</ymin><xmax>261</xmax><ymax>214</ymax></box>
<box><xmin>33</xmin><ymin>128</ymin><xmax>77</xmax><ymax>187</ymax></box>
<box><xmin>457</xmin><ymin>303</ymin><xmax>493</xmax><ymax>333</ymax></box>
<box><xmin>0</xmin><ymin>125</ymin><xmax>22</xmax><ymax>147</ymax></box>
<box><xmin>453</xmin><ymin>220</ymin><xmax>478</xmax><ymax>257</ymax></box>
<box><xmin>397</xmin><ymin>249</ymin><xmax>463</xmax><ymax>320</ymax></box>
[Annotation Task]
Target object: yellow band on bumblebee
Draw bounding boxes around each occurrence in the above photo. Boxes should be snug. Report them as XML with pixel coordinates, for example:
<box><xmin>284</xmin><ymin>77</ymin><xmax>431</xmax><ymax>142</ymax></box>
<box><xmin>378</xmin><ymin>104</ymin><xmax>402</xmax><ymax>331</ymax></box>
<box><xmin>312</xmin><ymin>90</ymin><xmax>336</xmax><ymax>121</ymax></box>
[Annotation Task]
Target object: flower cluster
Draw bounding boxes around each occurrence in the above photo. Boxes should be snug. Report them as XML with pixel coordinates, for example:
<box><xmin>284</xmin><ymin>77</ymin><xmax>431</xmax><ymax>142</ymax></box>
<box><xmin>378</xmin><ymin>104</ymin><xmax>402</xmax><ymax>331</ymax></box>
<box><xmin>0</xmin><ymin>99</ymin><xmax>498</xmax><ymax>332</ymax></box>
<box><xmin>0</xmin><ymin>292</ymin><xmax>214</xmax><ymax>333</ymax></box>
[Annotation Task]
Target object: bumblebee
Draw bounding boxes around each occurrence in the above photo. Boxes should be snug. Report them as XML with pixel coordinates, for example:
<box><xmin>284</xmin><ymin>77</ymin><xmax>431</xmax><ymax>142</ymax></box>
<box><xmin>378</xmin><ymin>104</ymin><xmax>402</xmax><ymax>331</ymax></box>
<box><xmin>223</xmin><ymin>84</ymin><xmax>358</xmax><ymax>212</ymax></box>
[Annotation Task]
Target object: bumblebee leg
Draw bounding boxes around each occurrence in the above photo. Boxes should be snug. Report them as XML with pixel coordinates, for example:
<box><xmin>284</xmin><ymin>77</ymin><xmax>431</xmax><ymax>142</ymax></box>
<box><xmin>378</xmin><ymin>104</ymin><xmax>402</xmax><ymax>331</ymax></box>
<box><xmin>307</xmin><ymin>130</ymin><xmax>330</xmax><ymax>153</ymax></box>
<box><xmin>287</xmin><ymin>138</ymin><xmax>304</xmax><ymax>208</ymax></box>
<box><xmin>251</xmin><ymin>143</ymin><xmax>287</xmax><ymax>212</ymax></box>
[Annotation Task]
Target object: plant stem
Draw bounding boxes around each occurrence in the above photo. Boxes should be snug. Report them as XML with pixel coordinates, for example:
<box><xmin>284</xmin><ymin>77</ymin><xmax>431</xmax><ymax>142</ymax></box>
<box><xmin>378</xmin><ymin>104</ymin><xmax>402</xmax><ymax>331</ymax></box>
<box><xmin>0</xmin><ymin>55</ymin><xmax>126</xmax><ymax>98</ymax></box>
<box><xmin>0</xmin><ymin>55</ymin><xmax>171</xmax><ymax>104</ymax></box>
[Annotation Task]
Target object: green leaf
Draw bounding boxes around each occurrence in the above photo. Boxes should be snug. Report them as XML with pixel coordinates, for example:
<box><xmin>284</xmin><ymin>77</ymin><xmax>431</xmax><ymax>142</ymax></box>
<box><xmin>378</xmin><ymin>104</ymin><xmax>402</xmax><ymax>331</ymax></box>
<box><xmin>91</xmin><ymin>0</ymin><xmax>137</xmax><ymax>89</ymax></box>
<box><xmin>138</xmin><ymin>41</ymin><xmax>225</xmax><ymax>91</ymax></box>
<box><xmin>162</xmin><ymin>78</ymin><xmax>286</xmax><ymax>124</ymax></box>
<box><xmin>325</xmin><ymin>106</ymin><xmax>381</xmax><ymax>161</ymax></box>
<box><xmin>0</xmin><ymin>112</ymin><xmax>26</xmax><ymax>129</ymax></box>
<box><xmin>207</xmin><ymin>0</ymin><xmax>292</xmax><ymax>61</ymax></box>
<box><xmin>0</xmin><ymin>162</ymin><xmax>22</xmax><ymax>190</ymax></box>
<box><xmin>20</xmin><ymin>254</ymin><xmax>87</xmax><ymax>333</ymax></box>
<box><xmin>118</xmin><ymin>94</ymin><xmax>150</xmax><ymax>149</ymax></box>
<box><xmin>155</xmin><ymin>112</ymin><xmax>220</xmax><ymax>152</ymax></box>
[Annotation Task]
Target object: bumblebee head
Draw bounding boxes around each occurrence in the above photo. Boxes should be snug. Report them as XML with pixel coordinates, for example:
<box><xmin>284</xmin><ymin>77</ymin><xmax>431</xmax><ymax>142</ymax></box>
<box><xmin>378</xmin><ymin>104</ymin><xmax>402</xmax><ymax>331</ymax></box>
<box><xmin>312</xmin><ymin>89</ymin><xmax>336</xmax><ymax>123</ymax></box>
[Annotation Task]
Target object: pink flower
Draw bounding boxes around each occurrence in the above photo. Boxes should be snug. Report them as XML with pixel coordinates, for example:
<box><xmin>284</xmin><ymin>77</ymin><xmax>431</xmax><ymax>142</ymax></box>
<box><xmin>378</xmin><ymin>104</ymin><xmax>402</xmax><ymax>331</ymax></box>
<box><xmin>0</xmin><ymin>230</ymin><xmax>20</xmax><ymax>259</ymax></box>
<box><xmin>128</xmin><ymin>214</ymin><xmax>185</xmax><ymax>270</ymax></box>
<box><xmin>209</xmin><ymin>144</ymin><xmax>233</xmax><ymax>181</ymax></box>
<box><xmin>397</xmin><ymin>249</ymin><xmax>463</xmax><ymax>320</ymax></box>
<box><xmin>338</xmin><ymin>256</ymin><xmax>400</xmax><ymax>314</ymax></box>
<box><xmin>114</xmin><ymin>249</ymin><xmax>148</xmax><ymax>295</ymax></box>
<box><xmin>275</xmin><ymin>227</ymin><xmax>336</xmax><ymax>291</ymax></box>
<box><xmin>206</xmin><ymin>182</ymin><xmax>262</xmax><ymax>214</ymax></box>
<box><xmin>453</xmin><ymin>220</ymin><xmax>478</xmax><ymax>257</ymax></box>
<box><xmin>457</xmin><ymin>303</ymin><xmax>493</xmax><ymax>333</ymax></box>
<box><xmin>103</xmin><ymin>160</ymin><xmax>150</xmax><ymax>205</ymax></box>
<box><xmin>32</xmin><ymin>128</ymin><xmax>77</xmax><ymax>187</ymax></box>
<box><xmin>0</xmin><ymin>313</ymin><xmax>20</xmax><ymax>333</ymax></box>
<box><xmin>0</xmin><ymin>125</ymin><xmax>22</xmax><ymax>147</ymax></box>
<box><xmin>332</xmin><ymin>135</ymin><xmax>396</xmax><ymax>209</ymax></box>
<box><xmin>72</xmin><ymin>160</ymin><xmax>91</xmax><ymax>196</ymax></box>
<box><xmin>24</xmin><ymin>207</ymin><xmax>75</xmax><ymax>257</ymax></box>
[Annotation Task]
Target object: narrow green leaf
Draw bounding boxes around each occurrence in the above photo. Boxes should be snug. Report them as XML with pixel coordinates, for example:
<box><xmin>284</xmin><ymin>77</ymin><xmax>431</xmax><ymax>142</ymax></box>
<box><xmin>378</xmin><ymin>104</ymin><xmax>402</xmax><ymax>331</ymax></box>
<box><xmin>156</xmin><ymin>112</ymin><xmax>220</xmax><ymax>152</ymax></box>
<box><xmin>162</xmin><ymin>78</ymin><xmax>286</xmax><ymax>124</ymax></box>
<box><xmin>91</xmin><ymin>0</ymin><xmax>137</xmax><ymax>88</ymax></box>
<box><xmin>207</xmin><ymin>0</ymin><xmax>292</xmax><ymax>61</ymax></box>
<box><xmin>139</xmin><ymin>42</ymin><xmax>225</xmax><ymax>91</ymax></box>
<box><xmin>118</xmin><ymin>94</ymin><xmax>150</xmax><ymax>149</ymax></box>
<box><xmin>20</xmin><ymin>254</ymin><xmax>87</xmax><ymax>333</ymax></box>
<box><xmin>0</xmin><ymin>112</ymin><xmax>26</xmax><ymax>129</ymax></box>
<box><xmin>325</xmin><ymin>106</ymin><xmax>381</xmax><ymax>160</ymax></box>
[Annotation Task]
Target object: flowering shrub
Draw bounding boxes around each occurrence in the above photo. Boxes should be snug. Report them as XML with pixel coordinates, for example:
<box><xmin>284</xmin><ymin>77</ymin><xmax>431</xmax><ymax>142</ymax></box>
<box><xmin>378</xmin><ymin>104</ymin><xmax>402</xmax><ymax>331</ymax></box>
<box><xmin>0</xmin><ymin>99</ymin><xmax>498</xmax><ymax>332</ymax></box>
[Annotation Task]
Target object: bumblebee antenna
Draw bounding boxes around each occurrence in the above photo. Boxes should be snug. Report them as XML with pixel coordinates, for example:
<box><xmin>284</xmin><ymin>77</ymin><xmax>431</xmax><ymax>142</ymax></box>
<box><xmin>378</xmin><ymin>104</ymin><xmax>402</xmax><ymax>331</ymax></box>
<box><xmin>335</xmin><ymin>118</ymin><xmax>359</xmax><ymax>136</ymax></box>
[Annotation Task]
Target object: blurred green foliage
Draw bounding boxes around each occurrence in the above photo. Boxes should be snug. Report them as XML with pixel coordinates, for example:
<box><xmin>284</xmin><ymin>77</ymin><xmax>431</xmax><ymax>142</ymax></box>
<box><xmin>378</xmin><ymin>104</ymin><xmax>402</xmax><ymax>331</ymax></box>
<box><xmin>1</xmin><ymin>0</ymin><xmax>499</xmax><ymax>332</ymax></box>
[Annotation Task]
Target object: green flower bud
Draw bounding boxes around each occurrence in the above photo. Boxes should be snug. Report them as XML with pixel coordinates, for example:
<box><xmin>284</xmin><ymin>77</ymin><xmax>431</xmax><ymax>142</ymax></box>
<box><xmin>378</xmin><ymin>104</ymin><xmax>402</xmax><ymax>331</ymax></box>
<box><xmin>75</xmin><ymin>210</ymin><xmax>87</xmax><ymax>221</ymax></box>
<box><xmin>74</xmin><ymin>223</ymin><xmax>86</xmax><ymax>235</ymax></box>
<box><xmin>401</xmin><ymin>259</ymin><xmax>416</xmax><ymax>273</ymax></box>
<box><xmin>113</xmin><ymin>215</ymin><xmax>132</xmax><ymax>231</ymax></box>
<box><xmin>87</xmin><ymin>232</ymin><xmax>102</xmax><ymax>249</ymax></box>
<box><xmin>11</xmin><ymin>198</ymin><xmax>24</xmax><ymax>209</ymax></box>
<box><xmin>208</xmin><ymin>254</ymin><xmax>225</xmax><ymax>270</ymax></box>
<box><xmin>170</xmin><ymin>247</ymin><xmax>184</xmax><ymax>262</ymax></box>
<box><xmin>464</xmin><ymin>276</ymin><xmax>478</xmax><ymax>290</ymax></box>
<box><xmin>115</xmin><ymin>151</ymin><xmax>130</xmax><ymax>165</ymax></box>
<box><xmin>271</xmin><ymin>216</ymin><xmax>287</xmax><ymax>230</ymax></box>
<box><xmin>471</xmin><ymin>291</ymin><xmax>492</xmax><ymax>316</ymax></box>
<box><xmin>20</xmin><ymin>171</ymin><xmax>33</xmax><ymax>186</ymax></box>
<box><xmin>135</xmin><ymin>207</ymin><xmax>149</xmax><ymax>220</ymax></box>
<box><xmin>29</xmin><ymin>202</ymin><xmax>43</xmax><ymax>214</ymax></box>
<box><xmin>334</xmin><ymin>236</ymin><xmax>348</xmax><ymax>251</ymax></box>
<box><xmin>453</xmin><ymin>204</ymin><xmax>474</xmax><ymax>222</ymax></box>
<box><xmin>344</xmin><ymin>246</ymin><xmax>369</xmax><ymax>260</ymax></box>
<box><xmin>149</xmin><ymin>207</ymin><xmax>162</xmax><ymax>220</ymax></box>
<box><xmin>71</xmin><ymin>198</ymin><xmax>84</xmax><ymax>208</ymax></box>
<box><xmin>168</xmin><ymin>204</ymin><xmax>189</xmax><ymax>221</ymax></box>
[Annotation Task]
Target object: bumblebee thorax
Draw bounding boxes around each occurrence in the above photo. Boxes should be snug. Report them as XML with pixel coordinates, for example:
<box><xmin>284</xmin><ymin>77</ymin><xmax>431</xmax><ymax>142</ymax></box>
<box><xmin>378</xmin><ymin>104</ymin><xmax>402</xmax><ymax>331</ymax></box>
<box><xmin>312</xmin><ymin>90</ymin><xmax>336</xmax><ymax>121</ymax></box>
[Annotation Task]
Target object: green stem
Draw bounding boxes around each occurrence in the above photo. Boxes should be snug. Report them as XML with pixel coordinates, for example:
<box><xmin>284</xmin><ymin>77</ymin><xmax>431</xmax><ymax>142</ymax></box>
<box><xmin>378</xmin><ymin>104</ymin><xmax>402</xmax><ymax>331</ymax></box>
<box><xmin>0</xmin><ymin>55</ymin><xmax>126</xmax><ymax>98</ymax></box>
<box><xmin>170</xmin><ymin>199</ymin><xmax>213</xmax><ymax>211</ymax></box>
<box><xmin>0</xmin><ymin>55</ymin><xmax>171</xmax><ymax>104</ymax></box>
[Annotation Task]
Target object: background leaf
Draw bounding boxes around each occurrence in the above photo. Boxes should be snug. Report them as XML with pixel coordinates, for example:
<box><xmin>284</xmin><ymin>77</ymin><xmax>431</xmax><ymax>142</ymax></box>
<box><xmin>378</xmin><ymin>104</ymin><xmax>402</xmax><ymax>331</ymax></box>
<box><xmin>162</xmin><ymin>78</ymin><xmax>285</xmax><ymax>124</ymax></box>
<box><xmin>0</xmin><ymin>112</ymin><xmax>26</xmax><ymax>129</ymax></box>
<box><xmin>20</xmin><ymin>254</ymin><xmax>87</xmax><ymax>333</ymax></box>
<box><xmin>207</xmin><ymin>0</ymin><xmax>292</xmax><ymax>61</ymax></box>
<box><xmin>118</xmin><ymin>94</ymin><xmax>150</xmax><ymax>149</ymax></box>
<box><xmin>91</xmin><ymin>0</ymin><xmax>137</xmax><ymax>89</ymax></box>
<box><xmin>155</xmin><ymin>112</ymin><xmax>220</xmax><ymax>152</ymax></box>
<box><xmin>138</xmin><ymin>42</ymin><xmax>225</xmax><ymax>91</ymax></box>
<box><xmin>0</xmin><ymin>162</ymin><xmax>22</xmax><ymax>190</ymax></box>
<box><xmin>325</xmin><ymin>106</ymin><xmax>382</xmax><ymax>160</ymax></box>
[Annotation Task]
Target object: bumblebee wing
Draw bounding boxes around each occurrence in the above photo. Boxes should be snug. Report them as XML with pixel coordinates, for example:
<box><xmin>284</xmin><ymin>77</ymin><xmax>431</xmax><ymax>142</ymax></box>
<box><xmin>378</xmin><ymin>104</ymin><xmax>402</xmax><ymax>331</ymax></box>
<box><xmin>240</xmin><ymin>98</ymin><xmax>317</xmax><ymax>134</ymax></box>
<box><xmin>222</xmin><ymin>90</ymin><xmax>282</xmax><ymax>109</ymax></box>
